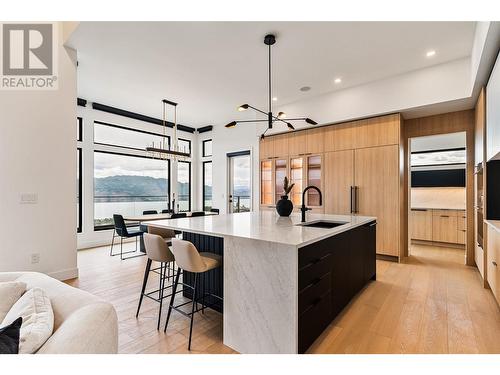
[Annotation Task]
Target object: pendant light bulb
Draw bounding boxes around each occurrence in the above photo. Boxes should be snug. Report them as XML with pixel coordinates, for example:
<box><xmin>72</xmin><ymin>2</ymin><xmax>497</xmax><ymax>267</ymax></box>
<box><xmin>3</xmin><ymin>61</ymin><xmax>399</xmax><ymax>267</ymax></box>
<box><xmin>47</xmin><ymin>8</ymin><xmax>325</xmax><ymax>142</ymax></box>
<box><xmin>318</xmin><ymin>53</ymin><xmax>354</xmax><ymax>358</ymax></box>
<box><xmin>277</xmin><ymin>111</ymin><xmax>286</xmax><ymax>119</ymax></box>
<box><xmin>238</xmin><ymin>104</ymin><xmax>249</xmax><ymax>112</ymax></box>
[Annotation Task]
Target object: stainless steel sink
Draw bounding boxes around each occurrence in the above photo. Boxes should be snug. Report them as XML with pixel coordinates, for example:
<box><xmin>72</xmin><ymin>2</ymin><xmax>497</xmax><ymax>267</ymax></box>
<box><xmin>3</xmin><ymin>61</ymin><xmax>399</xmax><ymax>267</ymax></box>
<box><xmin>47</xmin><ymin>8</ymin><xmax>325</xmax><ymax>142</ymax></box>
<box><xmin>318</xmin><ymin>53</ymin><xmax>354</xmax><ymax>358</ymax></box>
<box><xmin>297</xmin><ymin>220</ymin><xmax>348</xmax><ymax>229</ymax></box>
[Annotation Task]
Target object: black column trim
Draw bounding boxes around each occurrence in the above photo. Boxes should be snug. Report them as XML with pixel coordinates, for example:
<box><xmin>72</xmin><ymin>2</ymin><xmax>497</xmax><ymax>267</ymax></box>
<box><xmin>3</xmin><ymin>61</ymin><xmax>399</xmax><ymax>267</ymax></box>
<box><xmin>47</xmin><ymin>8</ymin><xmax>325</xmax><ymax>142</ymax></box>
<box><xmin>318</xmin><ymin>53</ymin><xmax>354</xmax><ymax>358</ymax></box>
<box><xmin>91</xmin><ymin>102</ymin><xmax>196</xmax><ymax>133</ymax></box>
<box><xmin>197</xmin><ymin>125</ymin><xmax>213</xmax><ymax>133</ymax></box>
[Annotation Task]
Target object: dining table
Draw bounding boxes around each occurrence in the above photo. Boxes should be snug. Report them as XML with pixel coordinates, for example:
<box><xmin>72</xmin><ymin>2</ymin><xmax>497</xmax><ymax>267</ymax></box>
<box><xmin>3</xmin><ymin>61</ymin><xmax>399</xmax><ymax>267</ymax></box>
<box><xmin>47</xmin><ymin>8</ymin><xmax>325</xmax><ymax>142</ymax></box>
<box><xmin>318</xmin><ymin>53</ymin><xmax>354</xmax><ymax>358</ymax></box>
<box><xmin>122</xmin><ymin>211</ymin><xmax>218</xmax><ymax>253</ymax></box>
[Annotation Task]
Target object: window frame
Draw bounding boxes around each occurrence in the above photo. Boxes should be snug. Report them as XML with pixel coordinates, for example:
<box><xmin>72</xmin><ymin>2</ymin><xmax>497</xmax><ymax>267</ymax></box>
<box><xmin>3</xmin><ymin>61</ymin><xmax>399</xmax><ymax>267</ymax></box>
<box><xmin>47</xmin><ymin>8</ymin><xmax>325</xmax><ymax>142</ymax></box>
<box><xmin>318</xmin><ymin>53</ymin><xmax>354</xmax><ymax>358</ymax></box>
<box><xmin>77</xmin><ymin>117</ymin><xmax>83</xmax><ymax>142</ymax></box>
<box><xmin>202</xmin><ymin>139</ymin><xmax>213</xmax><ymax>157</ymax></box>
<box><xmin>93</xmin><ymin>120</ymin><xmax>170</xmax><ymax>153</ymax></box>
<box><xmin>177</xmin><ymin>138</ymin><xmax>192</xmax><ymax>154</ymax></box>
<box><xmin>93</xmin><ymin>149</ymin><xmax>171</xmax><ymax>231</ymax></box>
<box><xmin>177</xmin><ymin>160</ymin><xmax>191</xmax><ymax>212</ymax></box>
<box><xmin>202</xmin><ymin>161</ymin><xmax>213</xmax><ymax>212</ymax></box>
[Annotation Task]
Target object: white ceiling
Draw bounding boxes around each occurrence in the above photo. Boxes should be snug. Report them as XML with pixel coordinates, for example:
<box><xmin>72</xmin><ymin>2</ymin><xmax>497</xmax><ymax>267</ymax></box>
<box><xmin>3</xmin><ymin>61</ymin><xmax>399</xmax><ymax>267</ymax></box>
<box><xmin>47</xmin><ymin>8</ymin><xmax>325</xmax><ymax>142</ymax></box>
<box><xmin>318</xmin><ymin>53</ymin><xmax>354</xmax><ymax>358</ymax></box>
<box><xmin>67</xmin><ymin>22</ymin><xmax>476</xmax><ymax>128</ymax></box>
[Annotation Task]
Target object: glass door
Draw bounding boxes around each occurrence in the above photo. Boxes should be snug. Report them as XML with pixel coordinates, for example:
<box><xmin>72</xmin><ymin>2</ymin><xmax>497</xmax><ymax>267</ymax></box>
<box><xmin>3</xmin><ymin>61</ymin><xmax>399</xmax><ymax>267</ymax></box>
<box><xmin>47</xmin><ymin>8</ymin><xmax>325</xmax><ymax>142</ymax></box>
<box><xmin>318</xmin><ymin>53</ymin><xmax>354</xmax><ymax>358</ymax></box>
<box><xmin>290</xmin><ymin>157</ymin><xmax>303</xmax><ymax>206</ymax></box>
<box><xmin>307</xmin><ymin>155</ymin><xmax>322</xmax><ymax>206</ymax></box>
<box><xmin>261</xmin><ymin>160</ymin><xmax>273</xmax><ymax>206</ymax></box>
<box><xmin>275</xmin><ymin>159</ymin><xmax>287</xmax><ymax>202</ymax></box>
<box><xmin>228</xmin><ymin>152</ymin><xmax>252</xmax><ymax>213</ymax></box>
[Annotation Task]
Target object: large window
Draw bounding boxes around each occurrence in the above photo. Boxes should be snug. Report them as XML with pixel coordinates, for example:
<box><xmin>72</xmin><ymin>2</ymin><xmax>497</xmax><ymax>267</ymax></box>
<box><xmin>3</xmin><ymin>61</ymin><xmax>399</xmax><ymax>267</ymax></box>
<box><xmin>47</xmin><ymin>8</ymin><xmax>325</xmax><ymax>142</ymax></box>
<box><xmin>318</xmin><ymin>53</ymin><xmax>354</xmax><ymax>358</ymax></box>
<box><xmin>178</xmin><ymin>138</ymin><xmax>191</xmax><ymax>154</ymax></box>
<box><xmin>202</xmin><ymin>139</ymin><xmax>212</xmax><ymax>157</ymax></box>
<box><xmin>411</xmin><ymin>148</ymin><xmax>466</xmax><ymax>167</ymax></box>
<box><xmin>94</xmin><ymin>121</ymin><xmax>169</xmax><ymax>151</ymax></box>
<box><xmin>203</xmin><ymin>161</ymin><xmax>212</xmax><ymax>211</ymax></box>
<box><xmin>177</xmin><ymin>161</ymin><xmax>191</xmax><ymax>212</ymax></box>
<box><xmin>93</xmin><ymin>151</ymin><xmax>170</xmax><ymax>229</ymax></box>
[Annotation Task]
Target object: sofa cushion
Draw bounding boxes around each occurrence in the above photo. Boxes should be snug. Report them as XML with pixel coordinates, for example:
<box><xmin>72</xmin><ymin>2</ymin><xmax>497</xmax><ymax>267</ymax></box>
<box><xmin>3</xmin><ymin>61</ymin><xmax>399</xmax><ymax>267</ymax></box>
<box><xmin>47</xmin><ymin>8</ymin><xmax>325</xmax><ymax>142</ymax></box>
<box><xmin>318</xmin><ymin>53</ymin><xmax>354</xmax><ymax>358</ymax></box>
<box><xmin>0</xmin><ymin>281</ymin><xmax>27</xmax><ymax>322</ymax></box>
<box><xmin>2</xmin><ymin>288</ymin><xmax>54</xmax><ymax>354</ymax></box>
<box><xmin>0</xmin><ymin>317</ymin><xmax>22</xmax><ymax>354</ymax></box>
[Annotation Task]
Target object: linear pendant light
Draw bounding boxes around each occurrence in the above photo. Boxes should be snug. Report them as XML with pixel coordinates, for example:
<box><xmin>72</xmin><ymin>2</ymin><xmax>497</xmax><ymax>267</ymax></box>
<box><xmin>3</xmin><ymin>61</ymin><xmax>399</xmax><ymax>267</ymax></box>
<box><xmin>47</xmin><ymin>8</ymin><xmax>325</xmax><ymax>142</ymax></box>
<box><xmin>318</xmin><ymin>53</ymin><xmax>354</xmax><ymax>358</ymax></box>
<box><xmin>145</xmin><ymin>99</ymin><xmax>191</xmax><ymax>159</ymax></box>
<box><xmin>225</xmin><ymin>34</ymin><xmax>318</xmax><ymax>139</ymax></box>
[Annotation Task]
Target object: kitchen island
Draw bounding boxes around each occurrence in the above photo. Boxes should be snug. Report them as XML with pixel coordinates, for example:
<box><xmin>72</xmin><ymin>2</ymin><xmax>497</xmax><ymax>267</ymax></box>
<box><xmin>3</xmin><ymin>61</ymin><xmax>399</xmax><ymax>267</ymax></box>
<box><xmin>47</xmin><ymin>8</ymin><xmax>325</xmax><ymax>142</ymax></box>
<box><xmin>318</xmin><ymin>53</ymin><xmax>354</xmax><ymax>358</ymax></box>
<box><xmin>144</xmin><ymin>211</ymin><xmax>376</xmax><ymax>354</ymax></box>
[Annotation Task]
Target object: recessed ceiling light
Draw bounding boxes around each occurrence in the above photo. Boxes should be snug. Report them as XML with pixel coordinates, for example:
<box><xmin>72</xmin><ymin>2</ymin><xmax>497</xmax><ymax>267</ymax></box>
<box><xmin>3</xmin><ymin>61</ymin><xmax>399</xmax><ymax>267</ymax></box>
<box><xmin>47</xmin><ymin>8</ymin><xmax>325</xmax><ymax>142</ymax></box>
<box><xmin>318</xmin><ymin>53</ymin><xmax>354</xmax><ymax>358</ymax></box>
<box><xmin>426</xmin><ymin>50</ymin><xmax>436</xmax><ymax>57</ymax></box>
<box><xmin>300</xmin><ymin>86</ymin><xmax>311</xmax><ymax>92</ymax></box>
<box><xmin>272</xmin><ymin>97</ymin><xmax>277</xmax><ymax>101</ymax></box>
<box><xmin>334</xmin><ymin>78</ymin><xmax>342</xmax><ymax>84</ymax></box>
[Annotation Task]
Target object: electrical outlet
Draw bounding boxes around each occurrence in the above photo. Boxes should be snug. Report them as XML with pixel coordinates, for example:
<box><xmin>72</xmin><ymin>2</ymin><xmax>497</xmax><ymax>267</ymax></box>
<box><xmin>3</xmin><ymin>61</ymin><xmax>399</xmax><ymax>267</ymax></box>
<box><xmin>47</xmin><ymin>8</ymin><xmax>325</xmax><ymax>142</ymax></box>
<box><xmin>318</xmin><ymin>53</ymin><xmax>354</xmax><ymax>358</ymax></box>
<box><xmin>31</xmin><ymin>253</ymin><xmax>40</xmax><ymax>264</ymax></box>
<box><xmin>20</xmin><ymin>193</ymin><xmax>38</xmax><ymax>204</ymax></box>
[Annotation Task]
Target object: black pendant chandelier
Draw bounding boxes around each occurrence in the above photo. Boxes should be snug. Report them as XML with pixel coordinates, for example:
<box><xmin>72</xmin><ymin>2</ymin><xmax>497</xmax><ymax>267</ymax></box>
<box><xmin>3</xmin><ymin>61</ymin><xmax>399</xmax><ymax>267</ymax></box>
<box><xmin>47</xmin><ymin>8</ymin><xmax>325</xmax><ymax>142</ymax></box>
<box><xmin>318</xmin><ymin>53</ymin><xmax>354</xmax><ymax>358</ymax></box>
<box><xmin>225</xmin><ymin>34</ymin><xmax>317</xmax><ymax>139</ymax></box>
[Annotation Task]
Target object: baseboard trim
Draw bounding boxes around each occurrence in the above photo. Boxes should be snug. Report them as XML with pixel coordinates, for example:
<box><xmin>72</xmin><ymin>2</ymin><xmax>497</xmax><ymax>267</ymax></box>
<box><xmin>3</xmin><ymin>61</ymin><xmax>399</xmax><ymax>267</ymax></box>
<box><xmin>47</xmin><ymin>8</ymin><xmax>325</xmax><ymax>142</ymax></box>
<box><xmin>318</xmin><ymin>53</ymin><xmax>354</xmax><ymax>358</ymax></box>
<box><xmin>411</xmin><ymin>239</ymin><xmax>465</xmax><ymax>249</ymax></box>
<box><xmin>376</xmin><ymin>254</ymin><xmax>398</xmax><ymax>262</ymax></box>
<box><xmin>48</xmin><ymin>267</ymin><xmax>79</xmax><ymax>281</ymax></box>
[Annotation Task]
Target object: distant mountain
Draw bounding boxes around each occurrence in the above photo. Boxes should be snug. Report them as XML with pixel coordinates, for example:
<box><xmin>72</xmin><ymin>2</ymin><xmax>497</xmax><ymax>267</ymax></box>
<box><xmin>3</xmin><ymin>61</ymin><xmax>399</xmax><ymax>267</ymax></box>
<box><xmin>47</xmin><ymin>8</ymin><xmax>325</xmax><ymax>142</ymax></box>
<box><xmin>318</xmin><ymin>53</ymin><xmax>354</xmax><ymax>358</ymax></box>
<box><xmin>95</xmin><ymin>175</ymin><xmax>168</xmax><ymax>201</ymax></box>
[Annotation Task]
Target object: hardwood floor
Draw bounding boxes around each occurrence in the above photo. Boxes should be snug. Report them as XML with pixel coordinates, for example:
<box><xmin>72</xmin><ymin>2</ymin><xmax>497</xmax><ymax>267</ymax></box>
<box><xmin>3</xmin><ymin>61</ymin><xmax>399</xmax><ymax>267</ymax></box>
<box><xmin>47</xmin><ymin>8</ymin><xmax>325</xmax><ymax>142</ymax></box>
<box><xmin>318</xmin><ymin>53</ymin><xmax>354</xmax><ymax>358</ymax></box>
<box><xmin>68</xmin><ymin>243</ymin><xmax>500</xmax><ymax>354</ymax></box>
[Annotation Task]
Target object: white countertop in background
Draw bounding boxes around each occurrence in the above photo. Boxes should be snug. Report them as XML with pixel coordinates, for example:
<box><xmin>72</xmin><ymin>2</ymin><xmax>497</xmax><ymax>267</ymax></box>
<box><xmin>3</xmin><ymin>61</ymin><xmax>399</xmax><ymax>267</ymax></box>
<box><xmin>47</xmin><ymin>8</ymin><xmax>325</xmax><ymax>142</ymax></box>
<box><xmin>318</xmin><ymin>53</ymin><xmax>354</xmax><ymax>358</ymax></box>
<box><xmin>144</xmin><ymin>211</ymin><xmax>376</xmax><ymax>247</ymax></box>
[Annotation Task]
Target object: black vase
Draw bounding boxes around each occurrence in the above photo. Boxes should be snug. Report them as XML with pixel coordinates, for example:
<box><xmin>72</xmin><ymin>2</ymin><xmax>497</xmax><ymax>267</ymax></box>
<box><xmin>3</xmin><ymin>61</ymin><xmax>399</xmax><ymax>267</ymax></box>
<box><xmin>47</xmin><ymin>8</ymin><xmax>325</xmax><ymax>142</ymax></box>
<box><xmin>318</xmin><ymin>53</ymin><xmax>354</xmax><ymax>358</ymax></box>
<box><xmin>276</xmin><ymin>195</ymin><xmax>293</xmax><ymax>217</ymax></box>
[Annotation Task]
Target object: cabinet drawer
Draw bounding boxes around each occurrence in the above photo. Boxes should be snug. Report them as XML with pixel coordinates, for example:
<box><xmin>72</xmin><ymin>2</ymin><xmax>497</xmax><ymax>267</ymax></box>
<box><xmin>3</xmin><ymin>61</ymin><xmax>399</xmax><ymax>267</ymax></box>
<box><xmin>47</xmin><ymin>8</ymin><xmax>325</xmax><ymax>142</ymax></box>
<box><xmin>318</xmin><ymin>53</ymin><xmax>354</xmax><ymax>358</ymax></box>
<box><xmin>298</xmin><ymin>272</ymin><xmax>331</xmax><ymax>314</ymax></box>
<box><xmin>457</xmin><ymin>229</ymin><xmax>466</xmax><ymax>244</ymax></box>
<box><xmin>298</xmin><ymin>290</ymin><xmax>332</xmax><ymax>353</ymax></box>
<box><xmin>432</xmin><ymin>209</ymin><xmax>458</xmax><ymax>217</ymax></box>
<box><xmin>432</xmin><ymin>215</ymin><xmax>458</xmax><ymax>243</ymax></box>
<box><xmin>299</xmin><ymin>242</ymin><xmax>331</xmax><ymax>269</ymax></box>
<box><xmin>299</xmin><ymin>253</ymin><xmax>332</xmax><ymax>290</ymax></box>
<box><xmin>458</xmin><ymin>215</ymin><xmax>466</xmax><ymax>231</ymax></box>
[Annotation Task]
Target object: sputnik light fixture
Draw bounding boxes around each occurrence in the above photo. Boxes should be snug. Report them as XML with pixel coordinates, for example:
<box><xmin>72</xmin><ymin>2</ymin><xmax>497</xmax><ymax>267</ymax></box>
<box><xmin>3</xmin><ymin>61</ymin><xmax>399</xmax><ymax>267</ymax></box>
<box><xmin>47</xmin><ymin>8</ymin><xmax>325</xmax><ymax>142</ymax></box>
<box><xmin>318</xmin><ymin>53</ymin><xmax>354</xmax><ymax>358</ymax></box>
<box><xmin>225</xmin><ymin>34</ymin><xmax>318</xmax><ymax>139</ymax></box>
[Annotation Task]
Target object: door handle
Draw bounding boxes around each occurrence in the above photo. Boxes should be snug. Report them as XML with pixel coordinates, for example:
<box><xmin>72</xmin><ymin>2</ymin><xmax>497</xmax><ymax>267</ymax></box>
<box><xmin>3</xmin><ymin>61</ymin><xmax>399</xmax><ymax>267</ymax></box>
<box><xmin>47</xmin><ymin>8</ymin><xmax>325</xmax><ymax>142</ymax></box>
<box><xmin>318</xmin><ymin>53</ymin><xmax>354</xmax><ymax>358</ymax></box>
<box><xmin>351</xmin><ymin>186</ymin><xmax>354</xmax><ymax>214</ymax></box>
<box><xmin>354</xmin><ymin>186</ymin><xmax>359</xmax><ymax>214</ymax></box>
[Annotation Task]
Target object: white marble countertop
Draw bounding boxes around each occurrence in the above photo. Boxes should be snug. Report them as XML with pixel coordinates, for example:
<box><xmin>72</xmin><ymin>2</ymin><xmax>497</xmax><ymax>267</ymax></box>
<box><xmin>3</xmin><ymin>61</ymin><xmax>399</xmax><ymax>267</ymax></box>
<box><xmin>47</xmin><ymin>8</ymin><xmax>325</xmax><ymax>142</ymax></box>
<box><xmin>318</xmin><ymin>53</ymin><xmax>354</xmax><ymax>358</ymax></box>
<box><xmin>144</xmin><ymin>211</ymin><xmax>376</xmax><ymax>247</ymax></box>
<box><xmin>485</xmin><ymin>219</ymin><xmax>500</xmax><ymax>233</ymax></box>
<box><xmin>411</xmin><ymin>205</ymin><xmax>466</xmax><ymax>211</ymax></box>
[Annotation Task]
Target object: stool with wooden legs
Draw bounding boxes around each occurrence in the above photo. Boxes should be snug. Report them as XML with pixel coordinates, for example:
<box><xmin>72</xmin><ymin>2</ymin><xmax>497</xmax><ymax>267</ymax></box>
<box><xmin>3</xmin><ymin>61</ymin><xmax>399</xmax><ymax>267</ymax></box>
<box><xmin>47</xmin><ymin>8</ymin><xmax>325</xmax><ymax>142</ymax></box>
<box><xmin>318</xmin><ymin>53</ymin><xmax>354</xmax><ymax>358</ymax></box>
<box><xmin>164</xmin><ymin>238</ymin><xmax>222</xmax><ymax>350</ymax></box>
<box><xmin>136</xmin><ymin>232</ymin><xmax>176</xmax><ymax>330</ymax></box>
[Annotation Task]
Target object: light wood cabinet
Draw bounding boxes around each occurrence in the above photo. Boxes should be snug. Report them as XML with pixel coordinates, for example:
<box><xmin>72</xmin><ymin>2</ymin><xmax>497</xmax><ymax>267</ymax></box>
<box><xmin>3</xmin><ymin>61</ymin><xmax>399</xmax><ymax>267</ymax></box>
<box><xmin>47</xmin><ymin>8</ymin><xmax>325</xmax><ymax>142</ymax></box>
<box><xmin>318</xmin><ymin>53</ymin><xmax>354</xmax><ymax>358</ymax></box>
<box><xmin>432</xmin><ymin>212</ymin><xmax>458</xmax><ymax>244</ymax></box>
<box><xmin>410</xmin><ymin>209</ymin><xmax>433</xmax><ymax>241</ymax></box>
<box><xmin>259</xmin><ymin>113</ymin><xmax>403</xmax><ymax>259</ymax></box>
<box><xmin>486</xmin><ymin>224</ymin><xmax>500</xmax><ymax>304</ymax></box>
<box><xmin>352</xmin><ymin>114</ymin><xmax>401</xmax><ymax>149</ymax></box>
<box><xmin>324</xmin><ymin>150</ymin><xmax>354</xmax><ymax>215</ymax></box>
<box><xmin>288</xmin><ymin>131</ymin><xmax>307</xmax><ymax>157</ymax></box>
<box><xmin>324</xmin><ymin>122</ymin><xmax>355</xmax><ymax>152</ymax></box>
<box><xmin>355</xmin><ymin>145</ymin><xmax>400</xmax><ymax>257</ymax></box>
<box><xmin>306</xmin><ymin>128</ymin><xmax>324</xmax><ymax>154</ymax></box>
<box><xmin>260</xmin><ymin>137</ymin><xmax>274</xmax><ymax>159</ymax></box>
<box><xmin>273</xmin><ymin>134</ymin><xmax>289</xmax><ymax>158</ymax></box>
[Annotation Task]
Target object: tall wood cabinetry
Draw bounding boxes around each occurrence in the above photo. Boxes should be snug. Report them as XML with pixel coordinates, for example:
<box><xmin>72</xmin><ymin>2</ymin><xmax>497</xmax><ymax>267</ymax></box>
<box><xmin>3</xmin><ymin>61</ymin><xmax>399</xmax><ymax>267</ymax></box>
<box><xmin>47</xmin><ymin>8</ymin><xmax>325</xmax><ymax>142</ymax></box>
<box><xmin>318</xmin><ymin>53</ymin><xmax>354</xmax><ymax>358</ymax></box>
<box><xmin>260</xmin><ymin>113</ymin><xmax>403</xmax><ymax>259</ymax></box>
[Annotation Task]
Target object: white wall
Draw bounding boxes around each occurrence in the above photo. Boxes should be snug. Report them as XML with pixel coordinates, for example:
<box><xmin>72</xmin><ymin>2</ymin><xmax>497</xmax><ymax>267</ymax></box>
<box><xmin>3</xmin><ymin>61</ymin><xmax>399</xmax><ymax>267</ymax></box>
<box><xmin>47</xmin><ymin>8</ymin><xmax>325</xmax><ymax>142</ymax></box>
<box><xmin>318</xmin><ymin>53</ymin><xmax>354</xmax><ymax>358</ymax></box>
<box><xmin>273</xmin><ymin>58</ymin><xmax>471</xmax><ymax>133</ymax></box>
<box><xmin>0</xmin><ymin>23</ymin><xmax>78</xmax><ymax>280</ymax></box>
<box><xmin>76</xmin><ymin>104</ymin><xmax>198</xmax><ymax>249</ymax></box>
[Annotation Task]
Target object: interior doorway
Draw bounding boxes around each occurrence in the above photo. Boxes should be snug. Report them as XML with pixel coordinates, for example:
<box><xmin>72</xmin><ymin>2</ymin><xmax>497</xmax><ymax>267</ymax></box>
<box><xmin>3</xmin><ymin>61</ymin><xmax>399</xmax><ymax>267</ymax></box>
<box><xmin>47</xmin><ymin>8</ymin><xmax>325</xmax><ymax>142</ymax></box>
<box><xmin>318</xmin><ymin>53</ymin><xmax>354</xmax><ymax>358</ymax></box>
<box><xmin>227</xmin><ymin>151</ymin><xmax>252</xmax><ymax>213</ymax></box>
<box><xmin>407</xmin><ymin>132</ymin><xmax>467</xmax><ymax>263</ymax></box>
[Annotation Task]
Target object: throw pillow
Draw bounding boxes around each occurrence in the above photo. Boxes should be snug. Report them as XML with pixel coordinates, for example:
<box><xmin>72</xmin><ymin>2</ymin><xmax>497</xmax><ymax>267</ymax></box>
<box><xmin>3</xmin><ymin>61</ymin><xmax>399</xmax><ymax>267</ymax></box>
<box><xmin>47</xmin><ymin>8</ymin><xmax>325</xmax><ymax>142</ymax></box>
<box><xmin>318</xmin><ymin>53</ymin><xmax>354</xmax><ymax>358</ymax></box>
<box><xmin>0</xmin><ymin>281</ymin><xmax>27</xmax><ymax>322</ymax></box>
<box><xmin>2</xmin><ymin>288</ymin><xmax>54</xmax><ymax>354</ymax></box>
<box><xmin>0</xmin><ymin>317</ymin><xmax>22</xmax><ymax>354</ymax></box>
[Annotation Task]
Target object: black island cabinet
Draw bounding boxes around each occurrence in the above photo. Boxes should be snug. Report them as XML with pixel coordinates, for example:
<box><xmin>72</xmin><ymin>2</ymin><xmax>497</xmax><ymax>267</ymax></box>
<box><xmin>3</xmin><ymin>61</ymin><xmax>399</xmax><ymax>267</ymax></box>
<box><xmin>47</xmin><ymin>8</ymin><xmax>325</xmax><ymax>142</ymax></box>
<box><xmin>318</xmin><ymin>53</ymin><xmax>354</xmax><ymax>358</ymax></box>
<box><xmin>298</xmin><ymin>221</ymin><xmax>376</xmax><ymax>353</ymax></box>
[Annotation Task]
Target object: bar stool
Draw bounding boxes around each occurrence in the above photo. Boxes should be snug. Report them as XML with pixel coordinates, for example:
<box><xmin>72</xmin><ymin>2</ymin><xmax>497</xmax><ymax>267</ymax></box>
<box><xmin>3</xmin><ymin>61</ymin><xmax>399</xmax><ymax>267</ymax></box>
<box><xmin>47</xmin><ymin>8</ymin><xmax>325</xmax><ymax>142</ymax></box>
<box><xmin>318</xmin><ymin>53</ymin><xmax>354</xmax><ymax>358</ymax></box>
<box><xmin>136</xmin><ymin>233</ymin><xmax>176</xmax><ymax>330</ymax></box>
<box><xmin>164</xmin><ymin>238</ymin><xmax>222</xmax><ymax>350</ymax></box>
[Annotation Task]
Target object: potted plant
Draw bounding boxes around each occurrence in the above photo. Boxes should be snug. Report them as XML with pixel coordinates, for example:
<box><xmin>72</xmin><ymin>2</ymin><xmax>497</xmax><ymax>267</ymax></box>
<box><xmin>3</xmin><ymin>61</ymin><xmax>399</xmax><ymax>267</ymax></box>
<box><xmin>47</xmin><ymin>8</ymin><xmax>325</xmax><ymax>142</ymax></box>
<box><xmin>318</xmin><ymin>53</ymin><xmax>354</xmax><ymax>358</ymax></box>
<box><xmin>276</xmin><ymin>176</ymin><xmax>295</xmax><ymax>217</ymax></box>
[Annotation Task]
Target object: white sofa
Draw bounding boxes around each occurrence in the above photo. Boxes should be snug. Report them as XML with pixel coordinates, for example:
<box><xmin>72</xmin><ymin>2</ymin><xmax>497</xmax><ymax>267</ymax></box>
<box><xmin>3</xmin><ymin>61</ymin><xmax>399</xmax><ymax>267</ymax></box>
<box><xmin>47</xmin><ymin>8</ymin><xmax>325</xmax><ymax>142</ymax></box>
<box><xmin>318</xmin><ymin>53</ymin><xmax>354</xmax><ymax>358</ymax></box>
<box><xmin>0</xmin><ymin>272</ymin><xmax>118</xmax><ymax>354</ymax></box>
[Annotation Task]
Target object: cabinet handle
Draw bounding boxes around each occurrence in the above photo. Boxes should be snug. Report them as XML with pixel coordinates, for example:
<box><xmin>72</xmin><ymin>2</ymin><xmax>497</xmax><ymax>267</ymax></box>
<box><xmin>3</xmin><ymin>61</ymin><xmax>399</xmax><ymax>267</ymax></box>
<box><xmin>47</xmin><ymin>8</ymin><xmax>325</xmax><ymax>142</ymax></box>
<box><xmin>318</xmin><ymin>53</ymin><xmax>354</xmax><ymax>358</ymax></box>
<box><xmin>368</xmin><ymin>222</ymin><xmax>377</xmax><ymax>227</ymax></box>
<box><xmin>440</xmin><ymin>215</ymin><xmax>449</xmax><ymax>218</ymax></box>
<box><xmin>413</xmin><ymin>209</ymin><xmax>427</xmax><ymax>212</ymax></box>
<box><xmin>351</xmin><ymin>186</ymin><xmax>354</xmax><ymax>214</ymax></box>
<box><xmin>493</xmin><ymin>261</ymin><xmax>498</xmax><ymax>267</ymax></box>
<box><xmin>355</xmin><ymin>186</ymin><xmax>359</xmax><ymax>214</ymax></box>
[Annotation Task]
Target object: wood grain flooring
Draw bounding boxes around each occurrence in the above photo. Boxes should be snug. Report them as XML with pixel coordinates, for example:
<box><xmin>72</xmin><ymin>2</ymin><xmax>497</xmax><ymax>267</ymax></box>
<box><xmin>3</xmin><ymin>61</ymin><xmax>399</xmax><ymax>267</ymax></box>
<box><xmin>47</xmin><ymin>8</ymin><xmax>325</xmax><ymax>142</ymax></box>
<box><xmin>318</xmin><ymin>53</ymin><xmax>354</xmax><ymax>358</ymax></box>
<box><xmin>68</xmin><ymin>243</ymin><xmax>500</xmax><ymax>354</ymax></box>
